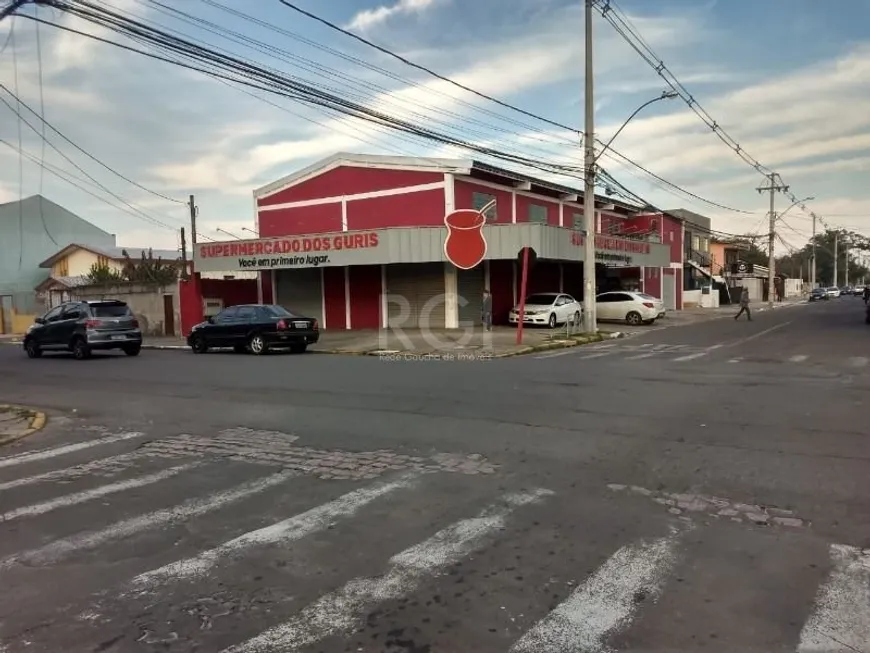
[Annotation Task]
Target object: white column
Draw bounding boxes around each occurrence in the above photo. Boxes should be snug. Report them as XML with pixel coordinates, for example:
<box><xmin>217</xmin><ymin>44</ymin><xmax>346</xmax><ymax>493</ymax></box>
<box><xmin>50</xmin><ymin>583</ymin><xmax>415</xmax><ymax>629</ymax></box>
<box><xmin>444</xmin><ymin>262</ymin><xmax>459</xmax><ymax>328</ymax></box>
<box><xmin>341</xmin><ymin>199</ymin><xmax>348</xmax><ymax>231</ymax></box>
<box><xmin>380</xmin><ymin>264</ymin><xmax>388</xmax><ymax>329</ymax></box>
<box><xmin>511</xmin><ymin>191</ymin><xmax>517</xmax><ymax>224</ymax></box>
<box><xmin>320</xmin><ymin>267</ymin><xmax>327</xmax><ymax>329</ymax></box>
<box><xmin>344</xmin><ymin>267</ymin><xmax>351</xmax><ymax>329</ymax></box>
<box><xmin>484</xmin><ymin>259</ymin><xmax>491</xmax><ymax>291</ymax></box>
<box><xmin>559</xmin><ymin>263</ymin><xmax>564</xmax><ymax>292</ymax></box>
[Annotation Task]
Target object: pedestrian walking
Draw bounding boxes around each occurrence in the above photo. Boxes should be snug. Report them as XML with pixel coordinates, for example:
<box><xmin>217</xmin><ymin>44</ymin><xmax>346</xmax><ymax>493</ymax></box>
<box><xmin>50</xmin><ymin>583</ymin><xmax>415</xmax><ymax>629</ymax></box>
<box><xmin>734</xmin><ymin>287</ymin><xmax>752</xmax><ymax>321</ymax></box>
<box><xmin>481</xmin><ymin>288</ymin><xmax>493</xmax><ymax>331</ymax></box>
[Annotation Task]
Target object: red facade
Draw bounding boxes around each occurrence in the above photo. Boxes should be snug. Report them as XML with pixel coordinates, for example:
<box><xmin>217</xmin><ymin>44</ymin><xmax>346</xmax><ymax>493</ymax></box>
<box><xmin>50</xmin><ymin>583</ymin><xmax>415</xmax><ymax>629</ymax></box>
<box><xmin>346</xmin><ymin>189</ymin><xmax>445</xmax><ymax>230</ymax></box>
<box><xmin>454</xmin><ymin>180</ymin><xmax>513</xmax><ymax>224</ymax></box>
<box><xmin>348</xmin><ymin>265</ymin><xmax>381</xmax><ymax>329</ymax></box>
<box><xmin>260</xmin><ymin>203</ymin><xmax>342</xmax><ymax>237</ymax></box>
<box><xmin>257</xmin><ymin>166</ymin><xmax>443</xmax><ymax>206</ymax></box>
<box><xmin>323</xmin><ymin>267</ymin><xmax>346</xmax><ymax>329</ymax></box>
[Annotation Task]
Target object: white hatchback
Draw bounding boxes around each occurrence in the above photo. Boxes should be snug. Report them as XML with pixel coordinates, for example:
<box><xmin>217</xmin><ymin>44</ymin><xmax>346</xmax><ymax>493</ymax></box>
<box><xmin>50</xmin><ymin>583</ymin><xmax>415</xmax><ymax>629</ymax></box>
<box><xmin>596</xmin><ymin>291</ymin><xmax>665</xmax><ymax>325</ymax></box>
<box><xmin>509</xmin><ymin>292</ymin><xmax>583</xmax><ymax>328</ymax></box>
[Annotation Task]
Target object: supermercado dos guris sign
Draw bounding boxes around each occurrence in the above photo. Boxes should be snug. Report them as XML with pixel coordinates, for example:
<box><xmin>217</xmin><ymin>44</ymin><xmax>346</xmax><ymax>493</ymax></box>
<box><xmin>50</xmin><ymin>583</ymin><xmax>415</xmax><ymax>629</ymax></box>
<box><xmin>194</xmin><ymin>232</ymin><xmax>380</xmax><ymax>272</ymax></box>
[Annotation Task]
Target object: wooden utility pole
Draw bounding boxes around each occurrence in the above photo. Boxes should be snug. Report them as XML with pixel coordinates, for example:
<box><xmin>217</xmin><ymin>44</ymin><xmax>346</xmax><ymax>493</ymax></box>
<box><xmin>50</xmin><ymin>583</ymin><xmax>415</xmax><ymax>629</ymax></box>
<box><xmin>756</xmin><ymin>173</ymin><xmax>788</xmax><ymax>306</ymax></box>
<box><xmin>180</xmin><ymin>227</ymin><xmax>189</xmax><ymax>280</ymax></box>
<box><xmin>188</xmin><ymin>195</ymin><xmax>197</xmax><ymax>275</ymax></box>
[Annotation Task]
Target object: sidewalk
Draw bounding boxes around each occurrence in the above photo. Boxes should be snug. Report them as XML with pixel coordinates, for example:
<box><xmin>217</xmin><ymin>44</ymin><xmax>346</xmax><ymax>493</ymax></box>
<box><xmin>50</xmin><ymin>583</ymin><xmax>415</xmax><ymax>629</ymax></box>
<box><xmin>140</xmin><ymin>326</ymin><xmax>622</xmax><ymax>358</ymax></box>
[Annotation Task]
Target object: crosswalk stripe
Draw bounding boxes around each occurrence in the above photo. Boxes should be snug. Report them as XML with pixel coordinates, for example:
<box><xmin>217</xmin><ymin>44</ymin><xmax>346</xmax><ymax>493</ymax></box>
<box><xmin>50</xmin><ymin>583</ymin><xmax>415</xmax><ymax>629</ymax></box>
<box><xmin>0</xmin><ymin>462</ymin><xmax>199</xmax><ymax>522</ymax></box>
<box><xmin>797</xmin><ymin>544</ymin><xmax>870</xmax><ymax>652</ymax></box>
<box><xmin>130</xmin><ymin>472</ymin><xmax>421</xmax><ymax>592</ymax></box>
<box><xmin>673</xmin><ymin>352</ymin><xmax>708</xmax><ymax>362</ymax></box>
<box><xmin>0</xmin><ymin>431</ymin><xmax>144</xmax><ymax>469</ymax></box>
<box><xmin>509</xmin><ymin>532</ymin><xmax>682</xmax><ymax>653</ymax></box>
<box><xmin>0</xmin><ymin>451</ymin><xmax>144</xmax><ymax>494</ymax></box>
<box><xmin>789</xmin><ymin>355</ymin><xmax>809</xmax><ymax>363</ymax></box>
<box><xmin>626</xmin><ymin>352</ymin><xmax>658</xmax><ymax>360</ymax></box>
<box><xmin>220</xmin><ymin>488</ymin><xmax>553</xmax><ymax>653</ymax></box>
<box><xmin>848</xmin><ymin>357</ymin><xmax>868</xmax><ymax>368</ymax></box>
<box><xmin>0</xmin><ymin>470</ymin><xmax>295</xmax><ymax>571</ymax></box>
<box><xmin>579</xmin><ymin>352</ymin><xmax>613</xmax><ymax>360</ymax></box>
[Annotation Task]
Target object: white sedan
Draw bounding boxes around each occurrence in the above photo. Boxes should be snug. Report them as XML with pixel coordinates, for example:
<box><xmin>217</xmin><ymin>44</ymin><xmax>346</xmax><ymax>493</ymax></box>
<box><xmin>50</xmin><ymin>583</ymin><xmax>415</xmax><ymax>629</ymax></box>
<box><xmin>509</xmin><ymin>292</ymin><xmax>583</xmax><ymax>328</ymax></box>
<box><xmin>596</xmin><ymin>291</ymin><xmax>666</xmax><ymax>325</ymax></box>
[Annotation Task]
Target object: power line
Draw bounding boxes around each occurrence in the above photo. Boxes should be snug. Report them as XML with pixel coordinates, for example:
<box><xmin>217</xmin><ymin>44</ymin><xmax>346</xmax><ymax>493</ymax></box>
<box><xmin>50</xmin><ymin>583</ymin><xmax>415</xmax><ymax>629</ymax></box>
<box><xmin>34</xmin><ymin>4</ymin><xmax>59</xmax><ymax>246</ymax></box>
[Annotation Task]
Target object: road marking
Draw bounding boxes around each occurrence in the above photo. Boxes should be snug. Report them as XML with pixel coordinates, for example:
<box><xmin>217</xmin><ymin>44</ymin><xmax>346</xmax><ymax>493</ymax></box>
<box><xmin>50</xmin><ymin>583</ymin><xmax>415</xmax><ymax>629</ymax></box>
<box><xmin>728</xmin><ymin>358</ymin><xmax>742</xmax><ymax>364</ymax></box>
<box><xmin>0</xmin><ymin>463</ymin><xmax>198</xmax><ymax>522</ymax></box>
<box><xmin>509</xmin><ymin>533</ymin><xmax>682</xmax><ymax>653</ymax></box>
<box><xmin>0</xmin><ymin>431</ymin><xmax>145</xmax><ymax>469</ymax></box>
<box><xmin>0</xmin><ymin>451</ymin><xmax>144</xmax><ymax>494</ymax></box>
<box><xmin>579</xmin><ymin>352</ymin><xmax>613</xmax><ymax>360</ymax></box>
<box><xmin>534</xmin><ymin>349</ymin><xmax>579</xmax><ymax>359</ymax></box>
<box><xmin>0</xmin><ymin>470</ymin><xmax>295</xmax><ymax>571</ymax></box>
<box><xmin>789</xmin><ymin>355</ymin><xmax>808</xmax><ymax>363</ymax></box>
<box><xmin>131</xmin><ymin>472</ymin><xmax>421</xmax><ymax>591</ymax></box>
<box><xmin>848</xmin><ymin>356</ymin><xmax>868</xmax><ymax>368</ymax></box>
<box><xmin>587</xmin><ymin>344</ymin><xmax>616</xmax><ymax>351</ymax></box>
<box><xmin>221</xmin><ymin>488</ymin><xmax>553</xmax><ymax>653</ymax></box>
<box><xmin>797</xmin><ymin>544</ymin><xmax>870</xmax><ymax>653</ymax></box>
<box><xmin>725</xmin><ymin>321</ymin><xmax>792</xmax><ymax>348</ymax></box>
<box><xmin>672</xmin><ymin>352</ymin><xmax>708</xmax><ymax>362</ymax></box>
<box><xmin>626</xmin><ymin>352</ymin><xmax>658</xmax><ymax>360</ymax></box>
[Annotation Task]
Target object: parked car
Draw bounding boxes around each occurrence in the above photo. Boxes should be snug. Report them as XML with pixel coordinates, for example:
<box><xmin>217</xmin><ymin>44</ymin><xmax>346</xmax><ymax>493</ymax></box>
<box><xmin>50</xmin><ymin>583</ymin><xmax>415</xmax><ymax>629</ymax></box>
<box><xmin>23</xmin><ymin>300</ymin><xmax>142</xmax><ymax>360</ymax></box>
<box><xmin>509</xmin><ymin>293</ymin><xmax>583</xmax><ymax>328</ymax></box>
<box><xmin>187</xmin><ymin>304</ymin><xmax>319</xmax><ymax>355</ymax></box>
<box><xmin>809</xmin><ymin>288</ymin><xmax>829</xmax><ymax>302</ymax></box>
<box><xmin>825</xmin><ymin>286</ymin><xmax>841</xmax><ymax>298</ymax></box>
<box><xmin>596</xmin><ymin>291</ymin><xmax>666</xmax><ymax>325</ymax></box>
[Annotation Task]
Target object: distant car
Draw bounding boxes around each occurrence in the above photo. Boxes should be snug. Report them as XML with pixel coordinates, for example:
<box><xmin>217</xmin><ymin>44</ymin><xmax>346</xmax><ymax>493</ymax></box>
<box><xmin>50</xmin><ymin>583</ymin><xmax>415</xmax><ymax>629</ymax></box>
<box><xmin>826</xmin><ymin>286</ymin><xmax>841</xmax><ymax>298</ymax></box>
<box><xmin>23</xmin><ymin>300</ymin><xmax>142</xmax><ymax>360</ymax></box>
<box><xmin>596</xmin><ymin>291</ymin><xmax>666</xmax><ymax>326</ymax></box>
<box><xmin>187</xmin><ymin>304</ymin><xmax>319</xmax><ymax>355</ymax></box>
<box><xmin>509</xmin><ymin>293</ymin><xmax>583</xmax><ymax>328</ymax></box>
<box><xmin>809</xmin><ymin>288</ymin><xmax>829</xmax><ymax>302</ymax></box>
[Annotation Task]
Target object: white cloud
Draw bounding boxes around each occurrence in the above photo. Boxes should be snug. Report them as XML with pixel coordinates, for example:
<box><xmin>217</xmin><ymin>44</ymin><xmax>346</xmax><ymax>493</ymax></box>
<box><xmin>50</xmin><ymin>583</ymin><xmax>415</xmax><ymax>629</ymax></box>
<box><xmin>346</xmin><ymin>0</ymin><xmax>442</xmax><ymax>32</ymax></box>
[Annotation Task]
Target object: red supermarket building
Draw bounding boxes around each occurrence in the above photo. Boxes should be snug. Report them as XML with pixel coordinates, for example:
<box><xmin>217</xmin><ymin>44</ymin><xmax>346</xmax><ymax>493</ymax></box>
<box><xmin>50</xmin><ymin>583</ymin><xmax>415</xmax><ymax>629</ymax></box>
<box><xmin>186</xmin><ymin>153</ymin><xmax>685</xmax><ymax>333</ymax></box>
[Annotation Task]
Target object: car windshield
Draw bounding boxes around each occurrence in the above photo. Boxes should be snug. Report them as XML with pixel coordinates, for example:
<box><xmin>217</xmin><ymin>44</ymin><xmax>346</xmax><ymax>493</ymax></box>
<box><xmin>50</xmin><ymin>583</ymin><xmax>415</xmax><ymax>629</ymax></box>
<box><xmin>524</xmin><ymin>294</ymin><xmax>557</xmax><ymax>305</ymax></box>
<box><xmin>264</xmin><ymin>305</ymin><xmax>296</xmax><ymax>317</ymax></box>
<box><xmin>90</xmin><ymin>303</ymin><xmax>131</xmax><ymax>318</ymax></box>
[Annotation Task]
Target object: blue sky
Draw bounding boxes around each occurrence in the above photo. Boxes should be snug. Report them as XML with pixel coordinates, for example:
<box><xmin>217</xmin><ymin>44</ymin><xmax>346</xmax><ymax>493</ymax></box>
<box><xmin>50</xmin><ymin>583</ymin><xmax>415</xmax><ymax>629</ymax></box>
<box><xmin>1</xmin><ymin>0</ymin><xmax>868</xmax><ymax>254</ymax></box>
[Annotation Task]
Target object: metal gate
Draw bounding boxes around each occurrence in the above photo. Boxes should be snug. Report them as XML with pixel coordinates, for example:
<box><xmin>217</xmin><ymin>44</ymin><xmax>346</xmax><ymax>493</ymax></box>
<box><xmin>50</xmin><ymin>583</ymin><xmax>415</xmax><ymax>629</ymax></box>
<box><xmin>386</xmin><ymin>263</ymin><xmax>445</xmax><ymax>329</ymax></box>
<box><xmin>275</xmin><ymin>268</ymin><xmax>323</xmax><ymax>325</ymax></box>
<box><xmin>662</xmin><ymin>271</ymin><xmax>677</xmax><ymax>310</ymax></box>
<box><xmin>457</xmin><ymin>266</ymin><xmax>484</xmax><ymax>328</ymax></box>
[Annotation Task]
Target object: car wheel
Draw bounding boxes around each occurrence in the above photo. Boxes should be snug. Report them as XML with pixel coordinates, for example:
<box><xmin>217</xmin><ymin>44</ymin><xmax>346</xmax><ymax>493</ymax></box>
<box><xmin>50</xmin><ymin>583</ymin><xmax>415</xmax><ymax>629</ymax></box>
<box><xmin>190</xmin><ymin>335</ymin><xmax>208</xmax><ymax>354</ymax></box>
<box><xmin>548</xmin><ymin>313</ymin><xmax>557</xmax><ymax>328</ymax></box>
<box><xmin>247</xmin><ymin>333</ymin><xmax>267</xmax><ymax>355</ymax></box>
<box><xmin>573</xmin><ymin>311</ymin><xmax>581</xmax><ymax>325</ymax></box>
<box><xmin>72</xmin><ymin>337</ymin><xmax>91</xmax><ymax>360</ymax></box>
<box><xmin>24</xmin><ymin>339</ymin><xmax>42</xmax><ymax>358</ymax></box>
<box><xmin>290</xmin><ymin>343</ymin><xmax>307</xmax><ymax>354</ymax></box>
<box><xmin>123</xmin><ymin>345</ymin><xmax>141</xmax><ymax>357</ymax></box>
<box><xmin>626</xmin><ymin>311</ymin><xmax>643</xmax><ymax>326</ymax></box>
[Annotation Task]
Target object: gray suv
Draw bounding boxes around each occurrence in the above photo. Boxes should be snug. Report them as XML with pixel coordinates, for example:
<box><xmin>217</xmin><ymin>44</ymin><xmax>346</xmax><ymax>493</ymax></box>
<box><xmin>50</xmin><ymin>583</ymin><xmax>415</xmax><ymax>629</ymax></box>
<box><xmin>23</xmin><ymin>300</ymin><xmax>142</xmax><ymax>360</ymax></box>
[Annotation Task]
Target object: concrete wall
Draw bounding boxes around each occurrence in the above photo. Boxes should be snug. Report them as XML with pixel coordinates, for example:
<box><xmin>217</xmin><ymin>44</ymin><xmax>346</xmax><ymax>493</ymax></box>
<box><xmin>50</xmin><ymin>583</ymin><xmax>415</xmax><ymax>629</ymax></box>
<box><xmin>69</xmin><ymin>283</ymin><xmax>180</xmax><ymax>337</ymax></box>
<box><xmin>0</xmin><ymin>196</ymin><xmax>116</xmax><ymax>313</ymax></box>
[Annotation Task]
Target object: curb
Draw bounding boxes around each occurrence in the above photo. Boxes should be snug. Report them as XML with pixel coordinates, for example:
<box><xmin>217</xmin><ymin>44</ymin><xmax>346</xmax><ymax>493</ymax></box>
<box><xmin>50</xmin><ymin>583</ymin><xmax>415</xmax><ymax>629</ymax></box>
<box><xmin>0</xmin><ymin>404</ymin><xmax>48</xmax><ymax>447</ymax></box>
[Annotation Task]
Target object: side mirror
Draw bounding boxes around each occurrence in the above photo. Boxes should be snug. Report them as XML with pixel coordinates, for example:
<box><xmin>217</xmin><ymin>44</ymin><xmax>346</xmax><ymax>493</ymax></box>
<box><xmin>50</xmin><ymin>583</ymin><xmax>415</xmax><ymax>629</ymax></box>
<box><xmin>207</xmin><ymin>316</ymin><xmax>215</xmax><ymax>324</ymax></box>
<box><xmin>34</xmin><ymin>317</ymin><xmax>45</xmax><ymax>325</ymax></box>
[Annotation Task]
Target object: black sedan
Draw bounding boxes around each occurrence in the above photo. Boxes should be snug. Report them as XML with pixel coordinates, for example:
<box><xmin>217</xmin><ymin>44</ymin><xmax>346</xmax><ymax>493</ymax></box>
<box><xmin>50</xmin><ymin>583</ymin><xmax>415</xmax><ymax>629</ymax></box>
<box><xmin>809</xmin><ymin>288</ymin><xmax>829</xmax><ymax>302</ymax></box>
<box><xmin>187</xmin><ymin>304</ymin><xmax>319</xmax><ymax>355</ymax></box>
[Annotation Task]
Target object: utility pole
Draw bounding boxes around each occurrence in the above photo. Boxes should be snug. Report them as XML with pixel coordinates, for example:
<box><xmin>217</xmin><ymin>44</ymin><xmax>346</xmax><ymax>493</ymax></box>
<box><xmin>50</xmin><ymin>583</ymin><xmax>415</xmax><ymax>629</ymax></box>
<box><xmin>180</xmin><ymin>227</ymin><xmax>189</xmax><ymax>281</ymax></box>
<box><xmin>833</xmin><ymin>231</ymin><xmax>838</xmax><ymax>288</ymax></box>
<box><xmin>188</xmin><ymin>194</ymin><xmax>197</xmax><ymax>276</ymax></box>
<box><xmin>845</xmin><ymin>242</ymin><xmax>849</xmax><ymax>287</ymax></box>
<box><xmin>0</xmin><ymin>0</ymin><xmax>29</xmax><ymax>21</ymax></box>
<box><xmin>810</xmin><ymin>213</ymin><xmax>817</xmax><ymax>288</ymax></box>
<box><xmin>582</xmin><ymin>0</ymin><xmax>597</xmax><ymax>333</ymax></box>
<box><xmin>757</xmin><ymin>172</ymin><xmax>788</xmax><ymax>307</ymax></box>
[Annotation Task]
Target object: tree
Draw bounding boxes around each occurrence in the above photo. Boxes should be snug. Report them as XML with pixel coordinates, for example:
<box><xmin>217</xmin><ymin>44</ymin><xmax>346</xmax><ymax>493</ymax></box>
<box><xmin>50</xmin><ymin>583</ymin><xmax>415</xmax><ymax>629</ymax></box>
<box><xmin>86</xmin><ymin>261</ymin><xmax>124</xmax><ymax>284</ymax></box>
<box><xmin>775</xmin><ymin>229</ymin><xmax>869</xmax><ymax>285</ymax></box>
<box><xmin>120</xmin><ymin>249</ymin><xmax>178</xmax><ymax>286</ymax></box>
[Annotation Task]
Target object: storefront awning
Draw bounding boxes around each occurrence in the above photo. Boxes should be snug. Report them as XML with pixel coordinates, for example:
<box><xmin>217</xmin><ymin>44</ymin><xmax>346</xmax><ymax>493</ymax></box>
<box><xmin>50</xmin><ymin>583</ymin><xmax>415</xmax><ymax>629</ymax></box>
<box><xmin>192</xmin><ymin>224</ymin><xmax>672</xmax><ymax>273</ymax></box>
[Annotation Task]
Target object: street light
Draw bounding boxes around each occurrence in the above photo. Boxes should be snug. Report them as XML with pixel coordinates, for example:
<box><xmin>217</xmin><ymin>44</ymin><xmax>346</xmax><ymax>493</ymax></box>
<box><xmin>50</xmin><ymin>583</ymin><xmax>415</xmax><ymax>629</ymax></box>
<box><xmin>581</xmin><ymin>79</ymin><xmax>679</xmax><ymax>333</ymax></box>
<box><xmin>776</xmin><ymin>197</ymin><xmax>814</xmax><ymax>289</ymax></box>
<box><xmin>242</xmin><ymin>227</ymin><xmax>259</xmax><ymax>237</ymax></box>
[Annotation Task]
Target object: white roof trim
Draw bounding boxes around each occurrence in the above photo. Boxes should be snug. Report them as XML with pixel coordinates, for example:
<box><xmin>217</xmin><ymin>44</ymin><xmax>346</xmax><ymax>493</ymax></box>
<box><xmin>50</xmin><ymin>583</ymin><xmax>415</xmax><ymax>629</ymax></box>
<box><xmin>252</xmin><ymin>152</ymin><xmax>473</xmax><ymax>199</ymax></box>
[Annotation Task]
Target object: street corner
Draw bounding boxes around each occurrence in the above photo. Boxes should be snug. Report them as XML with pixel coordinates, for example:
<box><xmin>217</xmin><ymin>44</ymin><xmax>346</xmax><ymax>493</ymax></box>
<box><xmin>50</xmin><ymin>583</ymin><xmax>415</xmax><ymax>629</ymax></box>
<box><xmin>0</xmin><ymin>403</ymin><xmax>47</xmax><ymax>446</ymax></box>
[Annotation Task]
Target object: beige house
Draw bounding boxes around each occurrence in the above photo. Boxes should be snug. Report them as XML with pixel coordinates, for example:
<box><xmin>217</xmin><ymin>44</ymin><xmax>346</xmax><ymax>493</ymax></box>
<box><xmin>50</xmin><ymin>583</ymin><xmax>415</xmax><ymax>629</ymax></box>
<box><xmin>36</xmin><ymin>243</ymin><xmax>183</xmax><ymax>308</ymax></box>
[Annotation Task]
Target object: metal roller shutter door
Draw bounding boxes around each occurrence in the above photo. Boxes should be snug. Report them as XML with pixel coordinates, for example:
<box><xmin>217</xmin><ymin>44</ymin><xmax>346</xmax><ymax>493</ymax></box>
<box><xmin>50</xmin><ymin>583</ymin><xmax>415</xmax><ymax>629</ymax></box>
<box><xmin>386</xmin><ymin>263</ymin><xmax>445</xmax><ymax>329</ymax></box>
<box><xmin>457</xmin><ymin>266</ymin><xmax>484</xmax><ymax>327</ymax></box>
<box><xmin>275</xmin><ymin>268</ymin><xmax>323</xmax><ymax>324</ymax></box>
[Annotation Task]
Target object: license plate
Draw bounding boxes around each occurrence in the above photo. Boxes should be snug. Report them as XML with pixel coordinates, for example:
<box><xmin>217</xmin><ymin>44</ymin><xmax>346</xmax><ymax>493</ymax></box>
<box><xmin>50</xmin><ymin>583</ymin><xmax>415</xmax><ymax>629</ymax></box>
<box><xmin>110</xmin><ymin>335</ymin><xmax>127</xmax><ymax>340</ymax></box>
<box><xmin>293</xmin><ymin>321</ymin><xmax>308</xmax><ymax>329</ymax></box>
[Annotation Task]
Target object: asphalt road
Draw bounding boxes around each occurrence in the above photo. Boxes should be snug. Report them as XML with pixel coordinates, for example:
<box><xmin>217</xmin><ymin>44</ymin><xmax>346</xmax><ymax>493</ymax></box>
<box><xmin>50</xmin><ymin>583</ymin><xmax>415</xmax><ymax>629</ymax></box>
<box><xmin>0</xmin><ymin>296</ymin><xmax>868</xmax><ymax>652</ymax></box>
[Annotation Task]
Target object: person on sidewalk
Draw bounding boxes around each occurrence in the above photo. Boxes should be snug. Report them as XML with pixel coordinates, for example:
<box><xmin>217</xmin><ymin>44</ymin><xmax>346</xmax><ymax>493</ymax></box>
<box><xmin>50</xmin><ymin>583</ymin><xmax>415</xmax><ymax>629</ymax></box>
<box><xmin>734</xmin><ymin>287</ymin><xmax>751</xmax><ymax>321</ymax></box>
<box><xmin>481</xmin><ymin>289</ymin><xmax>493</xmax><ymax>331</ymax></box>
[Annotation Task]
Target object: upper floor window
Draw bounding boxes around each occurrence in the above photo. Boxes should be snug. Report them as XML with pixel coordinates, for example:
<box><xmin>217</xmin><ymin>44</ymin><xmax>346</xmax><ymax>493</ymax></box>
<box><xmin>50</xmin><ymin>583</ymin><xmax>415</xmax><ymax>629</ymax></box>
<box><xmin>97</xmin><ymin>255</ymin><xmax>110</xmax><ymax>268</ymax></box>
<box><xmin>472</xmin><ymin>192</ymin><xmax>497</xmax><ymax>219</ymax></box>
<box><xmin>528</xmin><ymin>204</ymin><xmax>547</xmax><ymax>224</ymax></box>
<box><xmin>55</xmin><ymin>258</ymin><xmax>69</xmax><ymax>277</ymax></box>
<box><xmin>692</xmin><ymin>235</ymin><xmax>700</xmax><ymax>251</ymax></box>
<box><xmin>572</xmin><ymin>213</ymin><xmax>583</xmax><ymax>229</ymax></box>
